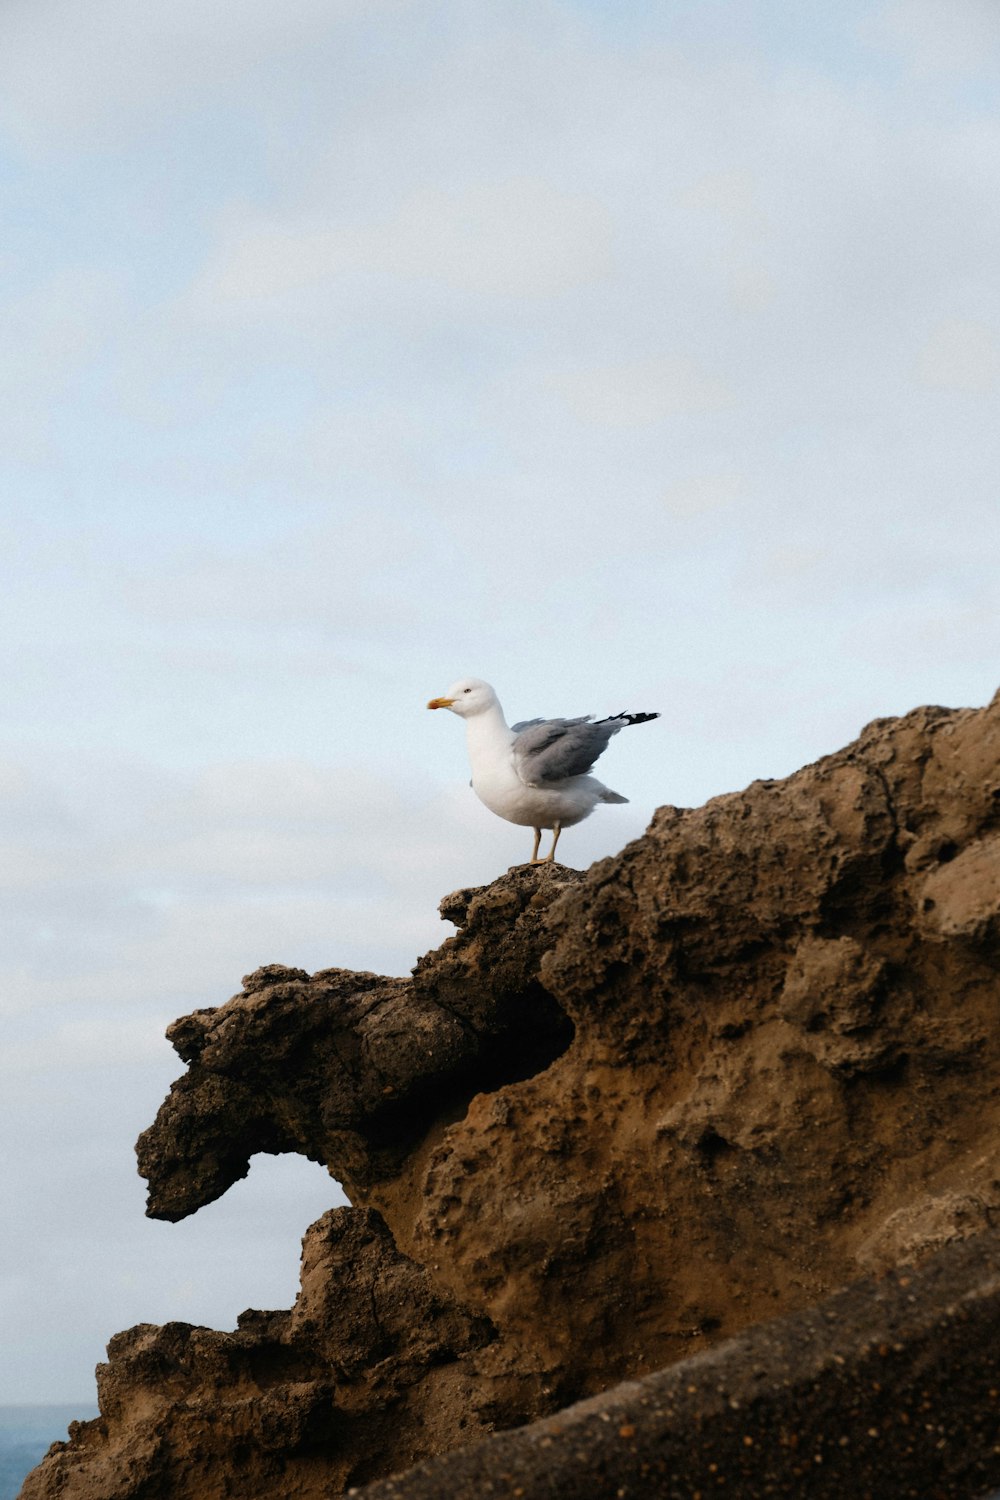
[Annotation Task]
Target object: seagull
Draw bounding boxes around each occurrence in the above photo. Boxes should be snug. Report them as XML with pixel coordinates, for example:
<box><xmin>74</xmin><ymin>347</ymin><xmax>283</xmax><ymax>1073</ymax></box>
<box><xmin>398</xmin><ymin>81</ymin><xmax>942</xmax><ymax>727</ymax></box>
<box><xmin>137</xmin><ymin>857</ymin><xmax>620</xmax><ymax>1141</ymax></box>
<box><xmin>427</xmin><ymin>677</ymin><xmax>659</xmax><ymax>864</ymax></box>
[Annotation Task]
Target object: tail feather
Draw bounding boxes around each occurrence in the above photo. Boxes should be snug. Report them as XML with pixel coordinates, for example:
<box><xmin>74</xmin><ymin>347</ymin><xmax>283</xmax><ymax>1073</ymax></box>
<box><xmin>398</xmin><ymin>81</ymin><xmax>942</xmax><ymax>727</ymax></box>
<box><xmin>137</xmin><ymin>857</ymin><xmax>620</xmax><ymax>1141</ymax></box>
<box><xmin>599</xmin><ymin>711</ymin><xmax>659</xmax><ymax>728</ymax></box>
<box><xmin>601</xmin><ymin>789</ymin><xmax>629</xmax><ymax>804</ymax></box>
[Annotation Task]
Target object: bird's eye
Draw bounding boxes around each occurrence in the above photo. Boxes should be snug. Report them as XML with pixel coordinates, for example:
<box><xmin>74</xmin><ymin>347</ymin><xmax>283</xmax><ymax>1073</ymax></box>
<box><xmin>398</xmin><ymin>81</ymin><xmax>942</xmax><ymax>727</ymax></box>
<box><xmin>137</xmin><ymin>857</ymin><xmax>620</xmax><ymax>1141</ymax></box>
<box><xmin>463</xmin><ymin>688</ymin><xmax>472</xmax><ymax>693</ymax></box>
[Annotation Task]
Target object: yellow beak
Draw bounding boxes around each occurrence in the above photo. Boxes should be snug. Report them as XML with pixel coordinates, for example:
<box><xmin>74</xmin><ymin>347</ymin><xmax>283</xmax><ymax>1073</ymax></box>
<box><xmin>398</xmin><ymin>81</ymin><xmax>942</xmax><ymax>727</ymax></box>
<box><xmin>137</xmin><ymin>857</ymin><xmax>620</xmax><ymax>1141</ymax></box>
<box><xmin>427</xmin><ymin>697</ymin><xmax>455</xmax><ymax>710</ymax></box>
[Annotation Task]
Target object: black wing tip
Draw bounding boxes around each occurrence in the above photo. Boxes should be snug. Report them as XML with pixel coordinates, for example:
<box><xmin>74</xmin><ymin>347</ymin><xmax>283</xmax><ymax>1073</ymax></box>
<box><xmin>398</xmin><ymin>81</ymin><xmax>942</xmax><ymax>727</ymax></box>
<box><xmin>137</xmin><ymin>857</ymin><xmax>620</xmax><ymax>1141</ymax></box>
<box><xmin>598</xmin><ymin>711</ymin><xmax>660</xmax><ymax>727</ymax></box>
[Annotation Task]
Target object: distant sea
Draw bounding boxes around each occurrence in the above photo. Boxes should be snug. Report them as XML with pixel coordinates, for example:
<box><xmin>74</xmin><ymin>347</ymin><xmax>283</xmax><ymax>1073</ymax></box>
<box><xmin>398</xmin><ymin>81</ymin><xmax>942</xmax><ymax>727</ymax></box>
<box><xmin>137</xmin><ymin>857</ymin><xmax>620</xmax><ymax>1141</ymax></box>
<box><xmin>0</xmin><ymin>1406</ymin><xmax>98</xmax><ymax>1500</ymax></box>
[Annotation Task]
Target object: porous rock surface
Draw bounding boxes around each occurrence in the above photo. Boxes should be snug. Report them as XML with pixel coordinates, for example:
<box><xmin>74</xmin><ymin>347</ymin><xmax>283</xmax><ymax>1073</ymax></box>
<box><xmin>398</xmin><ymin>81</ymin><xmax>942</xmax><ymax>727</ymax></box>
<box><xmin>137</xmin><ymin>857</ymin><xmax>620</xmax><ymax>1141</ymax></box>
<box><xmin>21</xmin><ymin>691</ymin><xmax>1000</xmax><ymax>1499</ymax></box>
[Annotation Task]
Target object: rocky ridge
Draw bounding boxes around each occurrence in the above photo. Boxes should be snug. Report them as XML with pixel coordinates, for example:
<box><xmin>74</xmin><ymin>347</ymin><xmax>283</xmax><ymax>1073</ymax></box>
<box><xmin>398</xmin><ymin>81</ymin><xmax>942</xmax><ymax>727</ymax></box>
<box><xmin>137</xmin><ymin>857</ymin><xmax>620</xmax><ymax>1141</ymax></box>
<box><xmin>21</xmin><ymin>689</ymin><xmax>1000</xmax><ymax>1498</ymax></box>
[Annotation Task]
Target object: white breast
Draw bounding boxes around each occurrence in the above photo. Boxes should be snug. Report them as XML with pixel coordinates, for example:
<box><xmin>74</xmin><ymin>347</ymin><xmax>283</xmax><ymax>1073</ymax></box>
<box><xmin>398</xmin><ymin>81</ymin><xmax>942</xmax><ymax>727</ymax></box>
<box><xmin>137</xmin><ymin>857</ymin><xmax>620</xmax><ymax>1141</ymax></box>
<box><xmin>464</xmin><ymin>713</ymin><xmax>600</xmax><ymax>829</ymax></box>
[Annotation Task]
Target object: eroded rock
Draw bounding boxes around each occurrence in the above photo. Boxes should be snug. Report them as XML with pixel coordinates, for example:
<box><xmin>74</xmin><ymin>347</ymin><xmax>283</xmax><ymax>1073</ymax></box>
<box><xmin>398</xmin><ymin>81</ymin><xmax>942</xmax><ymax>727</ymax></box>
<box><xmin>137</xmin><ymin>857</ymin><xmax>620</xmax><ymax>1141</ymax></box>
<box><xmin>23</xmin><ymin>689</ymin><xmax>1000</xmax><ymax>1499</ymax></box>
<box><xmin>21</xmin><ymin>1209</ymin><xmax>495</xmax><ymax>1500</ymax></box>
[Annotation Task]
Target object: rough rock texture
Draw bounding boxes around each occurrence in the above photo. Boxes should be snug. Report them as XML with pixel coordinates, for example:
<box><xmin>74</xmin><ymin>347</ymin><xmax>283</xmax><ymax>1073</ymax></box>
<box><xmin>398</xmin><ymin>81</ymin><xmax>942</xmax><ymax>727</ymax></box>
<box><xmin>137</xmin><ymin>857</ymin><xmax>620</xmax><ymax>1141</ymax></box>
<box><xmin>20</xmin><ymin>1208</ymin><xmax>494</xmax><ymax>1499</ymax></box>
<box><xmin>353</xmin><ymin>1229</ymin><xmax>1000</xmax><ymax>1500</ymax></box>
<box><xmin>22</xmin><ymin>690</ymin><xmax>1000</xmax><ymax>1498</ymax></box>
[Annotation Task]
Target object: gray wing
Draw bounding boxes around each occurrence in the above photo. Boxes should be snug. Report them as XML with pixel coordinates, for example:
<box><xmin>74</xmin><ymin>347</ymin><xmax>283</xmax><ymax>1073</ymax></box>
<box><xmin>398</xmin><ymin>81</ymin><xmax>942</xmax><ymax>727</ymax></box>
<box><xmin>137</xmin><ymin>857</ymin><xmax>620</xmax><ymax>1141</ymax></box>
<box><xmin>513</xmin><ymin>715</ymin><xmax>623</xmax><ymax>786</ymax></box>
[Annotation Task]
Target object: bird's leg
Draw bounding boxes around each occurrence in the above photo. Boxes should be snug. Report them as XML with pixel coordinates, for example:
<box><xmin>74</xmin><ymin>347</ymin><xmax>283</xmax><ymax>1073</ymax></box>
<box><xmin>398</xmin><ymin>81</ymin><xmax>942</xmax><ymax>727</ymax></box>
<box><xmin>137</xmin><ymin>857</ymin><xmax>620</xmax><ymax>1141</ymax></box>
<box><xmin>528</xmin><ymin>827</ymin><xmax>542</xmax><ymax>864</ymax></box>
<box><xmin>545</xmin><ymin>822</ymin><xmax>562</xmax><ymax>863</ymax></box>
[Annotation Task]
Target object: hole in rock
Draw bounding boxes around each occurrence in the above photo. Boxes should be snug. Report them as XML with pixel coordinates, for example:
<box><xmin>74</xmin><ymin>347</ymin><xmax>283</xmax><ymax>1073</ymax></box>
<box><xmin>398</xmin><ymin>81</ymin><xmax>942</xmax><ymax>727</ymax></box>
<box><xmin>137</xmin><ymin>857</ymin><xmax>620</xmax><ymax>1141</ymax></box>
<box><xmin>140</xmin><ymin>1154</ymin><xmax>347</xmax><ymax>1332</ymax></box>
<box><xmin>695</xmin><ymin>1127</ymin><xmax>733</xmax><ymax>1162</ymax></box>
<box><xmin>865</xmin><ymin>1052</ymin><xmax>909</xmax><ymax>1086</ymax></box>
<box><xmin>474</xmin><ymin>982</ymin><xmax>577</xmax><ymax>1092</ymax></box>
<box><xmin>365</xmin><ymin>982</ymin><xmax>576</xmax><ymax>1147</ymax></box>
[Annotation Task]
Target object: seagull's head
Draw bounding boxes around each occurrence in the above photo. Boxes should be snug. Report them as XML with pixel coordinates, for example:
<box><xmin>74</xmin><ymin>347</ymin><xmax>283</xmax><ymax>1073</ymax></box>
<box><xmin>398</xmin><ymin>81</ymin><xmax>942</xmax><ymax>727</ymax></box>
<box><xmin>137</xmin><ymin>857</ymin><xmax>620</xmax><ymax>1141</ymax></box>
<box><xmin>427</xmin><ymin>677</ymin><xmax>498</xmax><ymax>718</ymax></box>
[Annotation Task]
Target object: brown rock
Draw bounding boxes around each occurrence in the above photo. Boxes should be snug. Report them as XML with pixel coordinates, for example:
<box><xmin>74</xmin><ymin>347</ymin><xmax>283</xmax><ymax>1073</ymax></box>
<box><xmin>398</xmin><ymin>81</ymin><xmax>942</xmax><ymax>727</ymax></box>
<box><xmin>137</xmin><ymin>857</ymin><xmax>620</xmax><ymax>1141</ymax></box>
<box><xmin>22</xmin><ymin>689</ymin><xmax>1000</xmax><ymax>1498</ymax></box>
<box><xmin>349</xmin><ymin>1228</ymin><xmax>1000</xmax><ymax>1499</ymax></box>
<box><xmin>21</xmin><ymin>1208</ymin><xmax>494</xmax><ymax>1500</ymax></box>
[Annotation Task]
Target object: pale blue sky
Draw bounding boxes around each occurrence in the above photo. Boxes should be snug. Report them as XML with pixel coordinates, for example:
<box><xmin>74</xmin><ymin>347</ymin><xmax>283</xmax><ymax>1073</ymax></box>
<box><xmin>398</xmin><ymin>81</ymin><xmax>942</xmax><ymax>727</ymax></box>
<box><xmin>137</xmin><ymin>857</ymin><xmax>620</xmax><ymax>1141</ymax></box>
<box><xmin>3</xmin><ymin>0</ymin><xmax>1000</xmax><ymax>1401</ymax></box>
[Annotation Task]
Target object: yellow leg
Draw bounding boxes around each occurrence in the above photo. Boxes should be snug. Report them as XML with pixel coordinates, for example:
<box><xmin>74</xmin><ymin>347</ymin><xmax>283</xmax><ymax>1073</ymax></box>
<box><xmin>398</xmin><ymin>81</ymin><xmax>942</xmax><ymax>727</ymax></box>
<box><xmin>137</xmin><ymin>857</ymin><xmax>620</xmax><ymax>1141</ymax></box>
<box><xmin>528</xmin><ymin>828</ymin><xmax>542</xmax><ymax>864</ymax></box>
<box><xmin>545</xmin><ymin>822</ymin><xmax>562</xmax><ymax>863</ymax></box>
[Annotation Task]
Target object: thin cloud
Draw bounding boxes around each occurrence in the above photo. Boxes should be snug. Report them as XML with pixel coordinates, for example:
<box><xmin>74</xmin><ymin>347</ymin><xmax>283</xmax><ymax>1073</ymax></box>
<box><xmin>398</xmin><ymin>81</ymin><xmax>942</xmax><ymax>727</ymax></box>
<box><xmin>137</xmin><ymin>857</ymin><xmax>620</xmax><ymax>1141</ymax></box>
<box><xmin>861</xmin><ymin>0</ymin><xmax>1000</xmax><ymax>78</ymax></box>
<box><xmin>662</xmin><ymin>471</ymin><xmax>745</xmax><ymax>518</ymax></box>
<box><xmin>915</xmin><ymin>318</ymin><xmax>999</xmax><ymax>392</ymax></box>
<box><xmin>0</xmin><ymin>0</ymin><xmax>409</xmax><ymax>151</ymax></box>
<box><xmin>552</xmin><ymin>356</ymin><xmax>734</xmax><ymax>427</ymax></box>
<box><xmin>192</xmin><ymin>178</ymin><xmax>614</xmax><ymax>311</ymax></box>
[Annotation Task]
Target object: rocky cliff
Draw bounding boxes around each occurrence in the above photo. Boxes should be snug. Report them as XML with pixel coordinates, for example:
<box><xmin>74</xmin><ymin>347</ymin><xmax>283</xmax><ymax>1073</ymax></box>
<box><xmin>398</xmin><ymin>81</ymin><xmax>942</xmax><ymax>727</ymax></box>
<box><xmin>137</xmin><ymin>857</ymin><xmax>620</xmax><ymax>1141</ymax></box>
<box><xmin>21</xmin><ymin>691</ymin><xmax>1000</xmax><ymax>1498</ymax></box>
